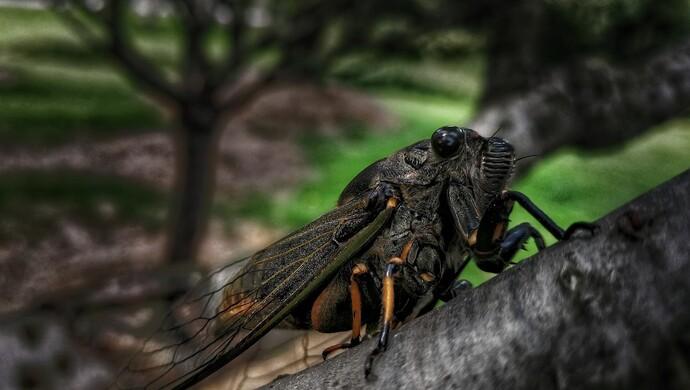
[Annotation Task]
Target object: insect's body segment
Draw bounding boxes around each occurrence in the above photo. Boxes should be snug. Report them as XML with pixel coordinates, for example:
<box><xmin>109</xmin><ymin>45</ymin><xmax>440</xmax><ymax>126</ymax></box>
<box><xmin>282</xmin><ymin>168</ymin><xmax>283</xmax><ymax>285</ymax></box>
<box><xmin>304</xmin><ymin>130</ymin><xmax>526</xmax><ymax>366</ymax></box>
<box><xmin>117</xmin><ymin>127</ymin><xmax>595</xmax><ymax>389</ymax></box>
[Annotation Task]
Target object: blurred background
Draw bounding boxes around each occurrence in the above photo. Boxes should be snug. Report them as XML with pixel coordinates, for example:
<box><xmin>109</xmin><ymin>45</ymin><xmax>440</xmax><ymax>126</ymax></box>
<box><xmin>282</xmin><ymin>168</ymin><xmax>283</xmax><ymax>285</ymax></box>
<box><xmin>0</xmin><ymin>0</ymin><xmax>689</xmax><ymax>388</ymax></box>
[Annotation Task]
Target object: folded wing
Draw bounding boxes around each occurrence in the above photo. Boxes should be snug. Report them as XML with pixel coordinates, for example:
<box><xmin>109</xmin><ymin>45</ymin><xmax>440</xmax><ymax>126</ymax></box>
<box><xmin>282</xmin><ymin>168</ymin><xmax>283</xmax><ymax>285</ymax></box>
<box><xmin>115</xmin><ymin>193</ymin><xmax>394</xmax><ymax>389</ymax></box>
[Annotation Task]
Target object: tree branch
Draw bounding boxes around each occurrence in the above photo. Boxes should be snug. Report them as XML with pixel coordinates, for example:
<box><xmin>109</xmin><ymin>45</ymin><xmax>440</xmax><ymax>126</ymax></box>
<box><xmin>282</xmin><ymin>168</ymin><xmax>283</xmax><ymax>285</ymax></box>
<box><xmin>54</xmin><ymin>0</ymin><xmax>184</xmax><ymax>105</ymax></box>
<box><xmin>215</xmin><ymin>0</ymin><xmax>248</xmax><ymax>81</ymax></box>
<box><xmin>176</xmin><ymin>0</ymin><xmax>212</xmax><ymax>96</ymax></box>
<box><xmin>268</xmin><ymin>169</ymin><xmax>690</xmax><ymax>390</ymax></box>
<box><xmin>51</xmin><ymin>3</ymin><xmax>104</xmax><ymax>50</ymax></box>
<box><xmin>101</xmin><ymin>0</ymin><xmax>183</xmax><ymax>105</ymax></box>
<box><xmin>471</xmin><ymin>39</ymin><xmax>690</xmax><ymax>174</ymax></box>
<box><xmin>214</xmin><ymin>68</ymin><xmax>278</xmax><ymax>113</ymax></box>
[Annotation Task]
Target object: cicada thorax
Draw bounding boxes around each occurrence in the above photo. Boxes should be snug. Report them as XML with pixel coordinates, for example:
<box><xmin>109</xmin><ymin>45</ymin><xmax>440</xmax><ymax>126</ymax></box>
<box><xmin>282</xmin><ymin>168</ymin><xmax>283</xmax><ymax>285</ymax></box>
<box><xmin>352</xmin><ymin>201</ymin><xmax>449</xmax><ymax>322</ymax></box>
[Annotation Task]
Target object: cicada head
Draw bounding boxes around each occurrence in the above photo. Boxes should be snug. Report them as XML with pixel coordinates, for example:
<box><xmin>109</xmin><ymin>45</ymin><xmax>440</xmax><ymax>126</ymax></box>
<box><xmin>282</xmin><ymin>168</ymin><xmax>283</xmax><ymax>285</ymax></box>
<box><xmin>338</xmin><ymin>125</ymin><xmax>515</xmax><ymax>202</ymax></box>
<box><xmin>425</xmin><ymin>126</ymin><xmax>516</xmax><ymax>241</ymax></box>
<box><xmin>427</xmin><ymin>126</ymin><xmax>515</xmax><ymax>196</ymax></box>
<box><xmin>337</xmin><ymin>126</ymin><xmax>515</xmax><ymax>242</ymax></box>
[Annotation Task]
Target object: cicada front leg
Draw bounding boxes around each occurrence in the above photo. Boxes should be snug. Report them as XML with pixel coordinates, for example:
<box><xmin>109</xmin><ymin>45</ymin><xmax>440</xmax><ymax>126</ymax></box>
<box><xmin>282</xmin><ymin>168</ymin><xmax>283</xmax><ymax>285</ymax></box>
<box><xmin>472</xmin><ymin>190</ymin><xmax>597</xmax><ymax>273</ymax></box>
<box><xmin>504</xmin><ymin>191</ymin><xmax>598</xmax><ymax>240</ymax></box>
<box><xmin>437</xmin><ymin>255</ymin><xmax>474</xmax><ymax>302</ymax></box>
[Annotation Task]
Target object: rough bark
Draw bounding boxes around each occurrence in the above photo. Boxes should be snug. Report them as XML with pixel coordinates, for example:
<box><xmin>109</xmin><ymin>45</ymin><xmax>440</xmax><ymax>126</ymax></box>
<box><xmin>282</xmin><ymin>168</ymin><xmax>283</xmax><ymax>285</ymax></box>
<box><xmin>268</xmin><ymin>169</ymin><xmax>690</xmax><ymax>390</ymax></box>
<box><xmin>472</xmin><ymin>39</ymin><xmax>690</xmax><ymax>174</ymax></box>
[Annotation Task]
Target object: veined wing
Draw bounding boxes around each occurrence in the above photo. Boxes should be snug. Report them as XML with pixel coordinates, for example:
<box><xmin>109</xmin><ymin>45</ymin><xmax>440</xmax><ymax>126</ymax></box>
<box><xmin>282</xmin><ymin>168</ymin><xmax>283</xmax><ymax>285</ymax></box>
<box><xmin>115</xmin><ymin>194</ymin><xmax>395</xmax><ymax>390</ymax></box>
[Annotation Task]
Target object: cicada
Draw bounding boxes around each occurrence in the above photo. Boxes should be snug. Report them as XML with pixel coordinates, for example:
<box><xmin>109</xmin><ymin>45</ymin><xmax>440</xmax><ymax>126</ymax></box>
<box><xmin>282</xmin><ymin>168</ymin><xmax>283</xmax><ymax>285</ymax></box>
<box><xmin>116</xmin><ymin>126</ymin><xmax>594</xmax><ymax>389</ymax></box>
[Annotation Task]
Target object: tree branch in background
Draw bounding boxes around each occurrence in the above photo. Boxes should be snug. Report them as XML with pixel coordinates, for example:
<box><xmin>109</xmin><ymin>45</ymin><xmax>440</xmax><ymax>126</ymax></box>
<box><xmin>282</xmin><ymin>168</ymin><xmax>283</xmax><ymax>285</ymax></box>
<box><xmin>481</xmin><ymin>0</ymin><xmax>547</xmax><ymax>104</ymax></box>
<box><xmin>51</xmin><ymin>0</ymin><xmax>363</xmax><ymax>265</ymax></box>
<box><xmin>471</xmin><ymin>39</ymin><xmax>690</xmax><ymax>175</ymax></box>
<box><xmin>105</xmin><ymin>0</ymin><xmax>184</xmax><ymax>105</ymax></box>
<box><xmin>269</xmin><ymin>170</ymin><xmax>690</xmax><ymax>390</ymax></box>
<box><xmin>51</xmin><ymin>0</ymin><xmax>257</xmax><ymax>264</ymax></box>
<box><xmin>52</xmin><ymin>3</ymin><xmax>103</xmax><ymax>49</ymax></box>
<box><xmin>54</xmin><ymin>1</ymin><xmax>184</xmax><ymax>105</ymax></box>
<box><xmin>212</xmin><ymin>0</ymin><xmax>248</xmax><ymax>84</ymax></box>
<box><xmin>176</xmin><ymin>0</ymin><xmax>212</xmax><ymax>97</ymax></box>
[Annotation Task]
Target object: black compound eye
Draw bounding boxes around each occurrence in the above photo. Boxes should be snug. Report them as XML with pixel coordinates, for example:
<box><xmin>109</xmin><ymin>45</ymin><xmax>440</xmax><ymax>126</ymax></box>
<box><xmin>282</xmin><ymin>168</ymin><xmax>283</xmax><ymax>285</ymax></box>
<box><xmin>431</xmin><ymin>126</ymin><xmax>463</xmax><ymax>157</ymax></box>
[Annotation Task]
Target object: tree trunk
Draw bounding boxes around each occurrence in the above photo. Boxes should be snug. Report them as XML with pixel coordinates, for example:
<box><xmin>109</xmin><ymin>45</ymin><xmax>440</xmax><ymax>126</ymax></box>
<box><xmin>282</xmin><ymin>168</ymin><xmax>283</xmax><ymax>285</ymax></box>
<box><xmin>166</xmin><ymin>109</ymin><xmax>220</xmax><ymax>264</ymax></box>
<box><xmin>471</xmin><ymin>39</ymin><xmax>690</xmax><ymax>175</ymax></box>
<box><xmin>481</xmin><ymin>0</ymin><xmax>547</xmax><ymax>105</ymax></box>
<box><xmin>268</xmin><ymin>169</ymin><xmax>690</xmax><ymax>390</ymax></box>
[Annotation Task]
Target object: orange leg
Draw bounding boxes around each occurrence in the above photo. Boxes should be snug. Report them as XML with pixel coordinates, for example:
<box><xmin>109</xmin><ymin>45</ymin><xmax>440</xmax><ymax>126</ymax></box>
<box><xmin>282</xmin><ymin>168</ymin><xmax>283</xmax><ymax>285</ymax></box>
<box><xmin>364</xmin><ymin>238</ymin><xmax>415</xmax><ymax>377</ymax></box>
<box><xmin>322</xmin><ymin>263</ymin><xmax>369</xmax><ymax>359</ymax></box>
<box><xmin>380</xmin><ymin>257</ymin><xmax>404</xmax><ymax>343</ymax></box>
<box><xmin>364</xmin><ymin>256</ymin><xmax>404</xmax><ymax>376</ymax></box>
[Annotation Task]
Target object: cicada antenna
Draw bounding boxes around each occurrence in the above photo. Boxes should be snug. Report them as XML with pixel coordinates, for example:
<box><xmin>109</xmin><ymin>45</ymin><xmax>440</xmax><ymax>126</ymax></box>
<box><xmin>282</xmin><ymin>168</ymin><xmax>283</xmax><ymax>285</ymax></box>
<box><xmin>514</xmin><ymin>154</ymin><xmax>541</xmax><ymax>163</ymax></box>
<box><xmin>489</xmin><ymin>126</ymin><xmax>503</xmax><ymax>139</ymax></box>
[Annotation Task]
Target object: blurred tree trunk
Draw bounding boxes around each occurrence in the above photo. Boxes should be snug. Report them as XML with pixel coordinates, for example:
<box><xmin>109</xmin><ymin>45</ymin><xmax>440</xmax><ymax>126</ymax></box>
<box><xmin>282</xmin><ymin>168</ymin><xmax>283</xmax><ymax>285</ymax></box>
<box><xmin>53</xmin><ymin>1</ymin><xmax>274</xmax><ymax>264</ymax></box>
<box><xmin>269</xmin><ymin>170</ymin><xmax>690</xmax><ymax>390</ymax></box>
<box><xmin>168</xmin><ymin>113</ymin><xmax>219</xmax><ymax>263</ymax></box>
<box><xmin>472</xmin><ymin>38</ymin><xmax>690</xmax><ymax>174</ymax></box>
<box><xmin>471</xmin><ymin>0</ymin><xmax>690</xmax><ymax>177</ymax></box>
<box><xmin>481</xmin><ymin>0</ymin><xmax>546</xmax><ymax>105</ymax></box>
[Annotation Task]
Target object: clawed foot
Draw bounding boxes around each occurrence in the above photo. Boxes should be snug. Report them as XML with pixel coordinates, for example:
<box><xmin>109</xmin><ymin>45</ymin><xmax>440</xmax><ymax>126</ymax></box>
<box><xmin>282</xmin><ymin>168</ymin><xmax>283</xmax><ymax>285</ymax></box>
<box><xmin>322</xmin><ymin>341</ymin><xmax>359</xmax><ymax>360</ymax></box>
<box><xmin>364</xmin><ymin>346</ymin><xmax>384</xmax><ymax>380</ymax></box>
<box><xmin>563</xmin><ymin>222</ymin><xmax>598</xmax><ymax>239</ymax></box>
<box><xmin>439</xmin><ymin>279</ymin><xmax>473</xmax><ymax>302</ymax></box>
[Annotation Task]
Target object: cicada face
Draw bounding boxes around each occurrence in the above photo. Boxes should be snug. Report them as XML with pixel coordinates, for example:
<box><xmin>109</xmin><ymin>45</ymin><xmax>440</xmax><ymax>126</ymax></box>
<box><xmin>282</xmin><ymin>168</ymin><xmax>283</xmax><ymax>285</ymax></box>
<box><xmin>427</xmin><ymin>126</ymin><xmax>515</xmax><ymax>205</ymax></box>
<box><xmin>338</xmin><ymin>126</ymin><xmax>515</xmax><ymax>245</ymax></box>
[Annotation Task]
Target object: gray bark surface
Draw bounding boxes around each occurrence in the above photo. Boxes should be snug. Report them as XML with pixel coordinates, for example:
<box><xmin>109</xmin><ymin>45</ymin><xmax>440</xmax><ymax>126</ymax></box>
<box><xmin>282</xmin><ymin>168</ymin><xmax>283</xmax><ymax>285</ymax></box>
<box><xmin>267</xmin><ymin>169</ymin><xmax>690</xmax><ymax>390</ymax></box>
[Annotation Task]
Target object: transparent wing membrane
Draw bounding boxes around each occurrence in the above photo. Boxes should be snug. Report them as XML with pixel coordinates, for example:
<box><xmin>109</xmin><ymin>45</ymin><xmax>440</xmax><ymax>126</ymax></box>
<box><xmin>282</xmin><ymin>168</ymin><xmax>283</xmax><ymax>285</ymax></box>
<box><xmin>115</xmin><ymin>196</ymin><xmax>388</xmax><ymax>389</ymax></box>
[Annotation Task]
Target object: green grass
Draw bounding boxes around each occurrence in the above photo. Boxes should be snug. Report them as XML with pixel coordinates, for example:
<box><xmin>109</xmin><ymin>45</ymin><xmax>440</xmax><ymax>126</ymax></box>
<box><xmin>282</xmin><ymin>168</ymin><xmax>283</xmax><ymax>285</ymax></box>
<box><xmin>0</xmin><ymin>7</ymin><xmax>163</xmax><ymax>145</ymax></box>
<box><xmin>0</xmin><ymin>65</ymin><xmax>161</xmax><ymax>143</ymax></box>
<box><xmin>332</xmin><ymin>56</ymin><xmax>483</xmax><ymax>100</ymax></box>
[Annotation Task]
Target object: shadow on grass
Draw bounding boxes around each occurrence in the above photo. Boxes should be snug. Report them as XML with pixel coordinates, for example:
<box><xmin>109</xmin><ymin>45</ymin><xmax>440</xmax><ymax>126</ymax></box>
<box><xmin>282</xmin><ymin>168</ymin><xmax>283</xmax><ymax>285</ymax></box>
<box><xmin>6</xmin><ymin>38</ymin><xmax>106</xmax><ymax>66</ymax></box>
<box><xmin>0</xmin><ymin>67</ymin><xmax>162</xmax><ymax>144</ymax></box>
<box><xmin>0</xmin><ymin>170</ymin><xmax>167</xmax><ymax>242</ymax></box>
